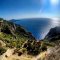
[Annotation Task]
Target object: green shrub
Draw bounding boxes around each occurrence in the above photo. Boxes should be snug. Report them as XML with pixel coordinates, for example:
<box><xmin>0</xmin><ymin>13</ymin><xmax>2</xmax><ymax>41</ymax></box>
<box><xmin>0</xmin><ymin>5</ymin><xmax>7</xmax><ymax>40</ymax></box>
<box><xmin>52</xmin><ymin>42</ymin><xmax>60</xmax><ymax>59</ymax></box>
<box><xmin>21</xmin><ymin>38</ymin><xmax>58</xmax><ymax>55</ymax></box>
<box><xmin>1</xmin><ymin>25</ymin><xmax>11</xmax><ymax>34</ymax></box>
<box><xmin>0</xmin><ymin>42</ymin><xmax>2</xmax><ymax>47</ymax></box>
<box><xmin>0</xmin><ymin>47</ymin><xmax>6</xmax><ymax>55</ymax></box>
<box><xmin>41</xmin><ymin>42</ymin><xmax>47</xmax><ymax>51</ymax></box>
<box><xmin>23</xmin><ymin>40</ymin><xmax>41</xmax><ymax>55</ymax></box>
<box><xmin>21</xmin><ymin>48</ymin><xmax>27</xmax><ymax>53</ymax></box>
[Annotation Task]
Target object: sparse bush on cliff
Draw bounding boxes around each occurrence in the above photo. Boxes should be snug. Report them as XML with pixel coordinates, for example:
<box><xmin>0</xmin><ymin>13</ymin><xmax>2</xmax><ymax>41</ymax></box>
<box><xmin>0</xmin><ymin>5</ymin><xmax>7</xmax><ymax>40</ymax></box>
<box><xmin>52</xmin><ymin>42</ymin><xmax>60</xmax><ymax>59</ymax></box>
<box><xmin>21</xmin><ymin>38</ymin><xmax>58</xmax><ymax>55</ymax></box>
<box><xmin>23</xmin><ymin>40</ymin><xmax>47</xmax><ymax>55</ymax></box>
<box><xmin>0</xmin><ymin>47</ymin><xmax>6</xmax><ymax>55</ymax></box>
<box><xmin>1</xmin><ymin>25</ymin><xmax>11</xmax><ymax>34</ymax></box>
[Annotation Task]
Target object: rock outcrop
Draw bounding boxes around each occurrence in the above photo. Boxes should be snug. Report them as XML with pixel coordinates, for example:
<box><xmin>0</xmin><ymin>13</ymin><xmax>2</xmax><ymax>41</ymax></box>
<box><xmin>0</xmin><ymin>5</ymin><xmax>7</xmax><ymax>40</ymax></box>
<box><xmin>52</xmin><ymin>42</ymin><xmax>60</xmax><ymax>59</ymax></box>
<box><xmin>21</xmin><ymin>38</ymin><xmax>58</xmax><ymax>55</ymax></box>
<box><xmin>45</xmin><ymin>26</ymin><xmax>60</xmax><ymax>41</ymax></box>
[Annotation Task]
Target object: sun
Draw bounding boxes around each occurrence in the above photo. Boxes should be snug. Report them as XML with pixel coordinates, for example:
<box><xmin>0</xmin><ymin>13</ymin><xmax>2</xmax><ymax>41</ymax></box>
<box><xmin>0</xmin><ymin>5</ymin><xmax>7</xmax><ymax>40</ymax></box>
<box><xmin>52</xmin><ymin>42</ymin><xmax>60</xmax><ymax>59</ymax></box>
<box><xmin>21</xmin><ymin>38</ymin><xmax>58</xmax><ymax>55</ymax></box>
<box><xmin>50</xmin><ymin>0</ymin><xmax>59</xmax><ymax>5</ymax></box>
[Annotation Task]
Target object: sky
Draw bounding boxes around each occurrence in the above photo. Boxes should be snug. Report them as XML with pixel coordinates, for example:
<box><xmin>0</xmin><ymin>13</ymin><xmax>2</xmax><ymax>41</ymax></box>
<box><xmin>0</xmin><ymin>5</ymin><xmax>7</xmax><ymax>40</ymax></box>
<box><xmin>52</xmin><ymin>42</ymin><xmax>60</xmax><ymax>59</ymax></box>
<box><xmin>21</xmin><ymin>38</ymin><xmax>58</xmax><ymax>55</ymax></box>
<box><xmin>0</xmin><ymin>0</ymin><xmax>60</xmax><ymax>19</ymax></box>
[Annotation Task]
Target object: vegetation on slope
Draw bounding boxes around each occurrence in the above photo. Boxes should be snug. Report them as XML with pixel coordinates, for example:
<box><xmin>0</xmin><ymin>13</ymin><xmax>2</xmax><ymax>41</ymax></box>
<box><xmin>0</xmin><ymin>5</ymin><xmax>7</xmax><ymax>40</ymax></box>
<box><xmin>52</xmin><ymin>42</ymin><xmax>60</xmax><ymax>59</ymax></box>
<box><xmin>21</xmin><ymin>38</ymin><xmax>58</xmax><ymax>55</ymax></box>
<box><xmin>0</xmin><ymin>18</ymin><xmax>60</xmax><ymax>60</ymax></box>
<box><xmin>0</xmin><ymin>18</ymin><xmax>57</xmax><ymax>59</ymax></box>
<box><xmin>43</xmin><ymin>27</ymin><xmax>60</xmax><ymax>60</ymax></box>
<box><xmin>0</xmin><ymin>18</ymin><xmax>48</xmax><ymax>56</ymax></box>
<box><xmin>0</xmin><ymin>18</ymin><xmax>35</xmax><ymax>55</ymax></box>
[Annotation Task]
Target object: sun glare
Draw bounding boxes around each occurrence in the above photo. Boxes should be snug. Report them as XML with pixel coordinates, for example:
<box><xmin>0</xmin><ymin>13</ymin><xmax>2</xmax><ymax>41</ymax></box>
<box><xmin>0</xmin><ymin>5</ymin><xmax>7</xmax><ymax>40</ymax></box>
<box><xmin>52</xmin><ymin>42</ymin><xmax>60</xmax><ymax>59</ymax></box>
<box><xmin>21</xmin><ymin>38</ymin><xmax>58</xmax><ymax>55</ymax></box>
<box><xmin>50</xmin><ymin>0</ymin><xmax>59</xmax><ymax>5</ymax></box>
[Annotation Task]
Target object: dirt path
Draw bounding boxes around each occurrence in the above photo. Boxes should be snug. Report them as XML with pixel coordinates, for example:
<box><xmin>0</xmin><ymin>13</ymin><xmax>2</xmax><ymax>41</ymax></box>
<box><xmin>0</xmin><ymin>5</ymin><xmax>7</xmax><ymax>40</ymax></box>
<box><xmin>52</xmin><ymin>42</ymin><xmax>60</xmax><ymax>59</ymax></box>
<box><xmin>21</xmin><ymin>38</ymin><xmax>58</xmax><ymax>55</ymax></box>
<box><xmin>0</xmin><ymin>49</ymin><xmax>14</xmax><ymax>60</ymax></box>
<box><xmin>31</xmin><ymin>48</ymin><xmax>52</xmax><ymax>60</ymax></box>
<box><xmin>0</xmin><ymin>47</ymin><xmax>52</xmax><ymax>60</ymax></box>
<box><xmin>0</xmin><ymin>49</ymin><xmax>48</xmax><ymax>60</ymax></box>
<box><xmin>0</xmin><ymin>49</ymin><xmax>32</xmax><ymax>60</ymax></box>
<box><xmin>31</xmin><ymin>51</ymin><xmax>47</xmax><ymax>60</ymax></box>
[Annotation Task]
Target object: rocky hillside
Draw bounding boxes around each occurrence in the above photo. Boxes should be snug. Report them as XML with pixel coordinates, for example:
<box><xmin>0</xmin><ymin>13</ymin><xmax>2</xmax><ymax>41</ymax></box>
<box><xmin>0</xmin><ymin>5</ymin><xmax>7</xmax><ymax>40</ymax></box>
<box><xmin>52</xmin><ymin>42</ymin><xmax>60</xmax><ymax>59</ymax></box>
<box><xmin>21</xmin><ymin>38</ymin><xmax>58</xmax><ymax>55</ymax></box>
<box><xmin>0</xmin><ymin>18</ymin><xmax>48</xmax><ymax>60</ymax></box>
<box><xmin>33</xmin><ymin>27</ymin><xmax>60</xmax><ymax>60</ymax></box>
<box><xmin>0</xmin><ymin>18</ymin><xmax>35</xmax><ymax>39</ymax></box>
<box><xmin>0</xmin><ymin>18</ymin><xmax>60</xmax><ymax>60</ymax></box>
<box><xmin>44</xmin><ymin>27</ymin><xmax>60</xmax><ymax>60</ymax></box>
<box><xmin>0</xmin><ymin>18</ymin><xmax>35</xmax><ymax>60</ymax></box>
<box><xmin>45</xmin><ymin>26</ymin><xmax>60</xmax><ymax>41</ymax></box>
<box><xmin>0</xmin><ymin>18</ymin><xmax>36</xmax><ymax>55</ymax></box>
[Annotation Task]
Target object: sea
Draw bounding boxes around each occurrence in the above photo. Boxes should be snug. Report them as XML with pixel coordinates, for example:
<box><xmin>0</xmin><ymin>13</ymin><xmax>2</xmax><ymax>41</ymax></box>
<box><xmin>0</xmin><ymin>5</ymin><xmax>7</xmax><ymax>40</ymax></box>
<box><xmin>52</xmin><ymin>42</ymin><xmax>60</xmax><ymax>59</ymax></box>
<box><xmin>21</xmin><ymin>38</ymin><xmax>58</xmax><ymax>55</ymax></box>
<box><xmin>11</xmin><ymin>18</ymin><xmax>60</xmax><ymax>40</ymax></box>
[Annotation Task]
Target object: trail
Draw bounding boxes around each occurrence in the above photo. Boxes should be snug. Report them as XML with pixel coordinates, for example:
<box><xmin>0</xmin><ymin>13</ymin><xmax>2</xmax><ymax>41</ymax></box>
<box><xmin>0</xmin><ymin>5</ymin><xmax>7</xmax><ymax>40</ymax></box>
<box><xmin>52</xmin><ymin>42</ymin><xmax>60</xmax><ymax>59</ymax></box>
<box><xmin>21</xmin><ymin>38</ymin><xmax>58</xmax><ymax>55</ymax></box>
<box><xmin>0</xmin><ymin>47</ymin><xmax>52</xmax><ymax>60</ymax></box>
<box><xmin>0</xmin><ymin>49</ymin><xmax>32</xmax><ymax>60</ymax></box>
<box><xmin>31</xmin><ymin>51</ymin><xmax>47</xmax><ymax>60</ymax></box>
<box><xmin>31</xmin><ymin>47</ymin><xmax>52</xmax><ymax>60</ymax></box>
<box><xmin>0</xmin><ymin>49</ymin><xmax>14</xmax><ymax>60</ymax></box>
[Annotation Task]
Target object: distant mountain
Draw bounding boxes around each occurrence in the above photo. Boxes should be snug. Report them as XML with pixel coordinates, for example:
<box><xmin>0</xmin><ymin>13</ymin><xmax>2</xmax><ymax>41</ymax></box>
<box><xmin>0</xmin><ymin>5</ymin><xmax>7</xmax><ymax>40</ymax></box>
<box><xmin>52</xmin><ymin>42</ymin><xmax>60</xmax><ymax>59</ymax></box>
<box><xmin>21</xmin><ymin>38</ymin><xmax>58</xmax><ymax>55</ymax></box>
<box><xmin>10</xmin><ymin>18</ymin><xmax>51</xmax><ymax>22</ymax></box>
<box><xmin>10</xmin><ymin>19</ymin><xmax>19</xmax><ymax>22</ymax></box>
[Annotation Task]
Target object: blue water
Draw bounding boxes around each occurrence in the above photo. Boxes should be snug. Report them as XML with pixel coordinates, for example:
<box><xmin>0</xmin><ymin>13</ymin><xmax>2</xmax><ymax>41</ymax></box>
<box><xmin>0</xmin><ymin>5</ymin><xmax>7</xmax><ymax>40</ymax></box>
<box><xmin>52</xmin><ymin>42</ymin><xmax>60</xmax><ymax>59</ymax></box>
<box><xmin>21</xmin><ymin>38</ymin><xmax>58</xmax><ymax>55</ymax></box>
<box><xmin>12</xmin><ymin>18</ymin><xmax>60</xmax><ymax>40</ymax></box>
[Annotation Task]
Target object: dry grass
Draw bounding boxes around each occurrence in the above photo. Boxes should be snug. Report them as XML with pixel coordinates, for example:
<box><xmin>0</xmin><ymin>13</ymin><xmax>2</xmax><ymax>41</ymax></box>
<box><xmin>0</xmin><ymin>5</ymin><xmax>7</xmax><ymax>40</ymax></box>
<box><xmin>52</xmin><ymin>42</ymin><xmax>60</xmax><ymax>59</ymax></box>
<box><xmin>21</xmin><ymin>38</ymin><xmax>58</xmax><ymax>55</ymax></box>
<box><xmin>0</xmin><ymin>49</ymin><xmax>33</xmax><ymax>60</ymax></box>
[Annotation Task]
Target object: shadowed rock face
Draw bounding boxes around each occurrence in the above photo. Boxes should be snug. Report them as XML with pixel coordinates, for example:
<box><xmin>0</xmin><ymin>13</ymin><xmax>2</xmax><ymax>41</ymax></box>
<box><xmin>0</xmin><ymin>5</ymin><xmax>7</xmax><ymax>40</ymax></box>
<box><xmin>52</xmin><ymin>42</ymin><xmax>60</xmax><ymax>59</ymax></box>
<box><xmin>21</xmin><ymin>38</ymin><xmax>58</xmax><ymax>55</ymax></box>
<box><xmin>45</xmin><ymin>26</ymin><xmax>60</xmax><ymax>41</ymax></box>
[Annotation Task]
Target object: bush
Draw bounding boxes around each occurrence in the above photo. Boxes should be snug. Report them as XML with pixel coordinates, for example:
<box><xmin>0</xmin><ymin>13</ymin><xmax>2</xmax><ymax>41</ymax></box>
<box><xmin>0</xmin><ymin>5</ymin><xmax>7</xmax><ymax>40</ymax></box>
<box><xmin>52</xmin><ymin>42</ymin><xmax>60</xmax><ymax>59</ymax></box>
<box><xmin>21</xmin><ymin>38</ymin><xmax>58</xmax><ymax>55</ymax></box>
<box><xmin>23</xmin><ymin>40</ymin><xmax>41</xmax><ymax>55</ymax></box>
<box><xmin>18</xmin><ymin>51</ymin><xmax>23</xmax><ymax>56</ymax></box>
<box><xmin>13</xmin><ymin>48</ymin><xmax>20</xmax><ymax>55</ymax></box>
<box><xmin>0</xmin><ymin>47</ymin><xmax>6</xmax><ymax>55</ymax></box>
<box><xmin>13</xmin><ymin>48</ymin><xmax>23</xmax><ymax>56</ymax></box>
<box><xmin>0</xmin><ymin>42</ymin><xmax>2</xmax><ymax>47</ymax></box>
<box><xmin>21</xmin><ymin>48</ymin><xmax>27</xmax><ymax>53</ymax></box>
<box><xmin>41</xmin><ymin>42</ymin><xmax>47</xmax><ymax>51</ymax></box>
<box><xmin>23</xmin><ymin>40</ymin><xmax>48</xmax><ymax>55</ymax></box>
<box><xmin>1</xmin><ymin>25</ymin><xmax>11</xmax><ymax>34</ymax></box>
